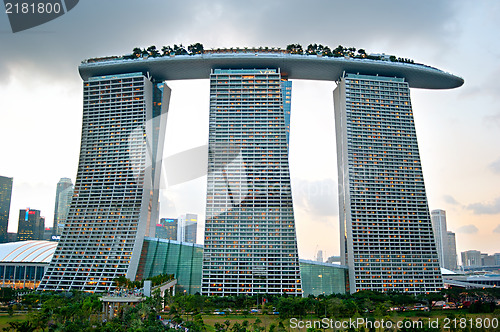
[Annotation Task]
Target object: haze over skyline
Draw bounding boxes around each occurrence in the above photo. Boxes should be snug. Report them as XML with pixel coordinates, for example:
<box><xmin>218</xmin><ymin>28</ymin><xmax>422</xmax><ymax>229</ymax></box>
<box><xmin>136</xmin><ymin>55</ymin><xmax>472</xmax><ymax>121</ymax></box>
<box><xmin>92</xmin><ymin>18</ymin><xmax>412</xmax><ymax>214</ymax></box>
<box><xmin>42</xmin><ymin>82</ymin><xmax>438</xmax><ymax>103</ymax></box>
<box><xmin>1</xmin><ymin>0</ymin><xmax>499</xmax><ymax>261</ymax></box>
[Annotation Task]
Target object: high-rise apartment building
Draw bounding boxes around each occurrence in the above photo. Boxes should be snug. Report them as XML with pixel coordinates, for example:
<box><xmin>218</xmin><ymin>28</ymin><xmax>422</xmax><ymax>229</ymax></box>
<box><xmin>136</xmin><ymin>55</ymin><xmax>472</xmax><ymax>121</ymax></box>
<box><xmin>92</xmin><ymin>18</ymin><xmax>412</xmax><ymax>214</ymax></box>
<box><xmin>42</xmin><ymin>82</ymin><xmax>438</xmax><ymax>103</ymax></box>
<box><xmin>53</xmin><ymin>178</ymin><xmax>74</xmax><ymax>236</ymax></box>
<box><xmin>201</xmin><ymin>69</ymin><xmax>302</xmax><ymax>296</ymax></box>
<box><xmin>335</xmin><ymin>73</ymin><xmax>442</xmax><ymax>294</ymax></box>
<box><xmin>0</xmin><ymin>176</ymin><xmax>13</xmax><ymax>243</ymax></box>
<box><xmin>17</xmin><ymin>209</ymin><xmax>45</xmax><ymax>241</ymax></box>
<box><xmin>38</xmin><ymin>73</ymin><xmax>170</xmax><ymax>292</ymax></box>
<box><xmin>445</xmin><ymin>231</ymin><xmax>458</xmax><ymax>270</ymax></box>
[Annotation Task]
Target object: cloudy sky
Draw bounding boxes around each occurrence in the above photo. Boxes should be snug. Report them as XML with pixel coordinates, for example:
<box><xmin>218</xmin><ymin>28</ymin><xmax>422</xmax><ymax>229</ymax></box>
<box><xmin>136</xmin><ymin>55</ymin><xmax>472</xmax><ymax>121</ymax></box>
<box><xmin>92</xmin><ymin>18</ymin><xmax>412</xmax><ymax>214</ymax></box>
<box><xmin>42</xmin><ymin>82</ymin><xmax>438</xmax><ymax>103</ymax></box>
<box><xmin>1</xmin><ymin>0</ymin><xmax>499</xmax><ymax>261</ymax></box>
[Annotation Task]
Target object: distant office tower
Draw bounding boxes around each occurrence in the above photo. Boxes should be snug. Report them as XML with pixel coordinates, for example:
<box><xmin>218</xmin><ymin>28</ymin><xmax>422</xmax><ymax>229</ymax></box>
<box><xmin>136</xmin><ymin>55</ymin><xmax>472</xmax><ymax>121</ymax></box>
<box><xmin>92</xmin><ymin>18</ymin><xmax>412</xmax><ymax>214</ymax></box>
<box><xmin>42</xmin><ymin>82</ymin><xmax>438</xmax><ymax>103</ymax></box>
<box><xmin>431</xmin><ymin>210</ymin><xmax>448</xmax><ymax>268</ymax></box>
<box><xmin>53</xmin><ymin>178</ymin><xmax>73</xmax><ymax>236</ymax></box>
<box><xmin>179</xmin><ymin>213</ymin><xmax>197</xmax><ymax>244</ymax></box>
<box><xmin>495</xmin><ymin>253</ymin><xmax>500</xmax><ymax>266</ymax></box>
<box><xmin>43</xmin><ymin>227</ymin><xmax>54</xmax><ymax>241</ymax></box>
<box><xmin>461</xmin><ymin>250</ymin><xmax>481</xmax><ymax>267</ymax></box>
<box><xmin>0</xmin><ymin>176</ymin><xmax>13</xmax><ymax>243</ymax></box>
<box><xmin>39</xmin><ymin>73</ymin><xmax>170</xmax><ymax>292</ymax></box>
<box><xmin>17</xmin><ymin>209</ymin><xmax>45</xmax><ymax>241</ymax></box>
<box><xmin>316</xmin><ymin>250</ymin><xmax>324</xmax><ymax>263</ymax></box>
<box><xmin>482</xmin><ymin>254</ymin><xmax>496</xmax><ymax>266</ymax></box>
<box><xmin>202</xmin><ymin>69</ymin><xmax>302</xmax><ymax>296</ymax></box>
<box><xmin>445</xmin><ymin>231</ymin><xmax>458</xmax><ymax>270</ymax></box>
<box><xmin>335</xmin><ymin>73</ymin><xmax>442</xmax><ymax>294</ymax></box>
<box><xmin>156</xmin><ymin>218</ymin><xmax>178</xmax><ymax>240</ymax></box>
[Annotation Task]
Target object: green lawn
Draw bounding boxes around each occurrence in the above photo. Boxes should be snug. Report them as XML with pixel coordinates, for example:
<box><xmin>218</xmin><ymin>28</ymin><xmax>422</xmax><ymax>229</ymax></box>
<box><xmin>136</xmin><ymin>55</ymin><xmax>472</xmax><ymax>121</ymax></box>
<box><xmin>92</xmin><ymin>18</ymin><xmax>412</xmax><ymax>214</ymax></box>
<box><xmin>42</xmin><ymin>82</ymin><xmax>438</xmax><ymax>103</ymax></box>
<box><xmin>0</xmin><ymin>313</ymin><xmax>29</xmax><ymax>330</ymax></box>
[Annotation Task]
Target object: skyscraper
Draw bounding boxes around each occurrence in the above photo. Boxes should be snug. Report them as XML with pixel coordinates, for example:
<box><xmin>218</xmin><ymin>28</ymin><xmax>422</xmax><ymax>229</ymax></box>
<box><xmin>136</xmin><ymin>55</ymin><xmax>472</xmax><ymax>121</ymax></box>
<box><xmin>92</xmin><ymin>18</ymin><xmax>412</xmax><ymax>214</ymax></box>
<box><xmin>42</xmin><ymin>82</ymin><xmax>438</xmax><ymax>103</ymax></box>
<box><xmin>335</xmin><ymin>73</ymin><xmax>442</xmax><ymax>294</ymax></box>
<box><xmin>17</xmin><ymin>208</ymin><xmax>45</xmax><ymax>241</ymax></box>
<box><xmin>0</xmin><ymin>176</ymin><xmax>13</xmax><ymax>243</ymax></box>
<box><xmin>201</xmin><ymin>69</ymin><xmax>302</xmax><ymax>296</ymax></box>
<box><xmin>47</xmin><ymin>47</ymin><xmax>462</xmax><ymax>293</ymax></box>
<box><xmin>461</xmin><ymin>250</ymin><xmax>481</xmax><ymax>267</ymax></box>
<box><xmin>431</xmin><ymin>209</ymin><xmax>448</xmax><ymax>268</ymax></box>
<box><xmin>445</xmin><ymin>231</ymin><xmax>458</xmax><ymax>270</ymax></box>
<box><xmin>38</xmin><ymin>73</ymin><xmax>170</xmax><ymax>292</ymax></box>
<box><xmin>156</xmin><ymin>218</ymin><xmax>178</xmax><ymax>240</ymax></box>
<box><xmin>179</xmin><ymin>213</ymin><xmax>197</xmax><ymax>244</ymax></box>
<box><xmin>53</xmin><ymin>178</ymin><xmax>74</xmax><ymax>236</ymax></box>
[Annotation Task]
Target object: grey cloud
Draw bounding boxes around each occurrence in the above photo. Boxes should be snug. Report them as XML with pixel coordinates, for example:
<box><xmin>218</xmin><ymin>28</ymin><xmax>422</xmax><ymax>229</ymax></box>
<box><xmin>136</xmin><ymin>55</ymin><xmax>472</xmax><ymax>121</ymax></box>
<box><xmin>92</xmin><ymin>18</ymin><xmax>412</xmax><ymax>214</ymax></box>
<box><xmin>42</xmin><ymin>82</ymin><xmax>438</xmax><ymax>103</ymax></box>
<box><xmin>490</xmin><ymin>158</ymin><xmax>500</xmax><ymax>174</ymax></box>
<box><xmin>493</xmin><ymin>224</ymin><xmax>500</xmax><ymax>233</ymax></box>
<box><xmin>293</xmin><ymin>178</ymin><xmax>338</xmax><ymax>218</ymax></box>
<box><xmin>0</xmin><ymin>0</ymin><xmax>461</xmax><ymax>85</ymax></box>
<box><xmin>443</xmin><ymin>195</ymin><xmax>460</xmax><ymax>205</ymax></box>
<box><xmin>457</xmin><ymin>224</ymin><xmax>479</xmax><ymax>234</ymax></box>
<box><xmin>467</xmin><ymin>197</ymin><xmax>500</xmax><ymax>215</ymax></box>
<box><xmin>484</xmin><ymin>113</ymin><xmax>500</xmax><ymax>128</ymax></box>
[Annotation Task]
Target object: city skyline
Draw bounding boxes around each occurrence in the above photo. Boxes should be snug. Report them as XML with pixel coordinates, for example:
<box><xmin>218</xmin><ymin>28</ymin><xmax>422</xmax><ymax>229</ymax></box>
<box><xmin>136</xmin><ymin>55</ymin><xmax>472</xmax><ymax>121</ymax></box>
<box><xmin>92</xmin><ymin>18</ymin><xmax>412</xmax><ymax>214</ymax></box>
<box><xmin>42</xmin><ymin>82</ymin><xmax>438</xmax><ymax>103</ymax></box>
<box><xmin>1</xmin><ymin>1</ymin><xmax>499</xmax><ymax>261</ymax></box>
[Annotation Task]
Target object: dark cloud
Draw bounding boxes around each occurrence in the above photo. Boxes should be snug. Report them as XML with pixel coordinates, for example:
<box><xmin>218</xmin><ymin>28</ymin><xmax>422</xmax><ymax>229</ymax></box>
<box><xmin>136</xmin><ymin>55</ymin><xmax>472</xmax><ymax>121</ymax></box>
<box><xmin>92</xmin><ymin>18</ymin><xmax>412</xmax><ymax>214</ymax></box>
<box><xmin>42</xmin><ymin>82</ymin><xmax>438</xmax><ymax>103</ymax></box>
<box><xmin>493</xmin><ymin>224</ymin><xmax>500</xmax><ymax>233</ymax></box>
<box><xmin>457</xmin><ymin>224</ymin><xmax>479</xmax><ymax>234</ymax></box>
<box><xmin>443</xmin><ymin>195</ymin><xmax>460</xmax><ymax>205</ymax></box>
<box><xmin>490</xmin><ymin>158</ymin><xmax>500</xmax><ymax>174</ymax></box>
<box><xmin>293</xmin><ymin>178</ymin><xmax>338</xmax><ymax>217</ymax></box>
<box><xmin>467</xmin><ymin>197</ymin><xmax>500</xmax><ymax>215</ymax></box>
<box><xmin>0</xmin><ymin>0</ymin><xmax>460</xmax><ymax>84</ymax></box>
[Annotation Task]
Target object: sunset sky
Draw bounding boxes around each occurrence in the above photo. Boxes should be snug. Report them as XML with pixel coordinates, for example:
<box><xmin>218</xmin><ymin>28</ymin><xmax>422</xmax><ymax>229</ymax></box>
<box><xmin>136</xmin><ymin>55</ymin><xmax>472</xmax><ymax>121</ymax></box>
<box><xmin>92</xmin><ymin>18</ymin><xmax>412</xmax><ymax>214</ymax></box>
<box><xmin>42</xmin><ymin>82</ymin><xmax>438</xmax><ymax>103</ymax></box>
<box><xmin>1</xmin><ymin>0</ymin><xmax>499</xmax><ymax>261</ymax></box>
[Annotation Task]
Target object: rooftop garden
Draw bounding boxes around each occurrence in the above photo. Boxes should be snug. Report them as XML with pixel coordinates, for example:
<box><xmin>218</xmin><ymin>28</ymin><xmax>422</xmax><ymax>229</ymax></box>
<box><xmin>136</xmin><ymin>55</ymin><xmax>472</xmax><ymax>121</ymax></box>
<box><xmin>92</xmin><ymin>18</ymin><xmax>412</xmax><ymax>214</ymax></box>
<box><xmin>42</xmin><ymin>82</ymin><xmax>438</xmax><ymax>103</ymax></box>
<box><xmin>83</xmin><ymin>42</ymin><xmax>416</xmax><ymax>65</ymax></box>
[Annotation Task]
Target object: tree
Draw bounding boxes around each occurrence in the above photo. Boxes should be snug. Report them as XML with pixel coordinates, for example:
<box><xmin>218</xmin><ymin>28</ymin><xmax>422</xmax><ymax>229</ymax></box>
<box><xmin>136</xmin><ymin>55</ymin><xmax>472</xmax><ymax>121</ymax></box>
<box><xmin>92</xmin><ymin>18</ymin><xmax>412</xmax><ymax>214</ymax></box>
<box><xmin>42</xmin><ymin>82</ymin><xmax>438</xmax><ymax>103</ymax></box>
<box><xmin>162</xmin><ymin>45</ymin><xmax>173</xmax><ymax>56</ymax></box>
<box><xmin>286</xmin><ymin>44</ymin><xmax>303</xmax><ymax>54</ymax></box>
<box><xmin>173</xmin><ymin>44</ymin><xmax>188</xmax><ymax>55</ymax></box>
<box><xmin>306</xmin><ymin>43</ymin><xmax>324</xmax><ymax>55</ymax></box>
<box><xmin>132</xmin><ymin>47</ymin><xmax>142</xmax><ymax>58</ymax></box>
<box><xmin>188</xmin><ymin>43</ymin><xmax>204</xmax><ymax>55</ymax></box>
<box><xmin>333</xmin><ymin>45</ymin><xmax>345</xmax><ymax>57</ymax></box>
<box><xmin>147</xmin><ymin>45</ymin><xmax>160</xmax><ymax>57</ymax></box>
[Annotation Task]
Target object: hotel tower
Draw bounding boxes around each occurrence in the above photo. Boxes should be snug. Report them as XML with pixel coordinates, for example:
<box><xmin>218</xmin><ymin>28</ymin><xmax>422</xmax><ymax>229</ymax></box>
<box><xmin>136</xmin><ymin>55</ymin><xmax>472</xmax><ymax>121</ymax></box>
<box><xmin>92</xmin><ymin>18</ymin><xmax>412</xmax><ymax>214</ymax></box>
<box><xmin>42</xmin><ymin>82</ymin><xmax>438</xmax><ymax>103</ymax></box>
<box><xmin>335</xmin><ymin>73</ymin><xmax>442</xmax><ymax>294</ymax></box>
<box><xmin>39</xmin><ymin>73</ymin><xmax>170</xmax><ymax>292</ymax></box>
<box><xmin>201</xmin><ymin>69</ymin><xmax>301</xmax><ymax>296</ymax></box>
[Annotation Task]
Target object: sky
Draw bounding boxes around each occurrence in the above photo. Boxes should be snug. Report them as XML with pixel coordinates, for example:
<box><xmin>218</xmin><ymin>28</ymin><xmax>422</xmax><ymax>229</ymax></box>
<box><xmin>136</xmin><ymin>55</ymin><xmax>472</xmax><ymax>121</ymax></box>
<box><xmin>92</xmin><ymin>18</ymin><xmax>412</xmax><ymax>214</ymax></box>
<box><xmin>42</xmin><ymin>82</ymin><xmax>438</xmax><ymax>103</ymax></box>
<box><xmin>0</xmin><ymin>0</ymin><xmax>499</xmax><ymax>262</ymax></box>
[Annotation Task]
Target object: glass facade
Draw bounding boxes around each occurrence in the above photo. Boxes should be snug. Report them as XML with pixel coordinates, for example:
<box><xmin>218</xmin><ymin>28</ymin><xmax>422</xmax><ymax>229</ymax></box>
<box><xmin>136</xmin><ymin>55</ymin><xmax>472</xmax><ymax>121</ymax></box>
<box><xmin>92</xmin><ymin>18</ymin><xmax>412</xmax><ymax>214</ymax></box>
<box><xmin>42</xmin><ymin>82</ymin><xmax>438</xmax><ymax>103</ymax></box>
<box><xmin>53</xmin><ymin>178</ymin><xmax>74</xmax><ymax>236</ymax></box>
<box><xmin>0</xmin><ymin>264</ymin><xmax>46</xmax><ymax>289</ymax></box>
<box><xmin>138</xmin><ymin>238</ymin><xmax>346</xmax><ymax>296</ymax></box>
<box><xmin>299</xmin><ymin>260</ymin><xmax>347</xmax><ymax>296</ymax></box>
<box><xmin>137</xmin><ymin>237</ymin><xmax>203</xmax><ymax>294</ymax></box>
<box><xmin>335</xmin><ymin>73</ymin><xmax>442</xmax><ymax>294</ymax></box>
<box><xmin>202</xmin><ymin>69</ymin><xmax>301</xmax><ymax>296</ymax></box>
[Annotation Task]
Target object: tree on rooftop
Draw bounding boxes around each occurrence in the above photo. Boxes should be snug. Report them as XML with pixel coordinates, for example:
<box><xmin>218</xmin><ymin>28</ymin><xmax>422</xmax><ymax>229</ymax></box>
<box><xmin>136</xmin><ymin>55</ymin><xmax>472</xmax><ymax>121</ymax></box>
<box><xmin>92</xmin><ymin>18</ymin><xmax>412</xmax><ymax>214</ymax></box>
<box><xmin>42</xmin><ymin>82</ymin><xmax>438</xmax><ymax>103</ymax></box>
<box><xmin>322</xmin><ymin>46</ymin><xmax>333</xmax><ymax>57</ymax></box>
<box><xmin>161</xmin><ymin>45</ymin><xmax>173</xmax><ymax>56</ymax></box>
<box><xmin>173</xmin><ymin>44</ymin><xmax>188</xmax><ymax>55</ymax></box>
<box><xmin>357</xmin><ymin>49</ymin><xmax>366</xmax><ymax>57</ymax></box>
<box><xmin>147</xmin><ymin>45</ymin><xmax>160</xmax><ymax>57</ymax></box>
<box><xmin>286</xmin><ymin>44</ymin><xmax>303</xmax><ymax>54</ymax></box>
<box><xmin>307</xmin><ymin>43</ymin><xmax>324</xmax><ymax>55</ymax></box>
<box><xmin>132</xmin><ymin>47</ymin><xmax>142</xmax><ymax>58</ymax></box>
<box><xmin>333</xmin><ymin>45</ymin><xmax>345</xmax><ymax>57</ymax></box>
<box><xmin>188</xmin><ymin>42</ymin><xmax>204</xmax><ymax>55</ymax></box>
